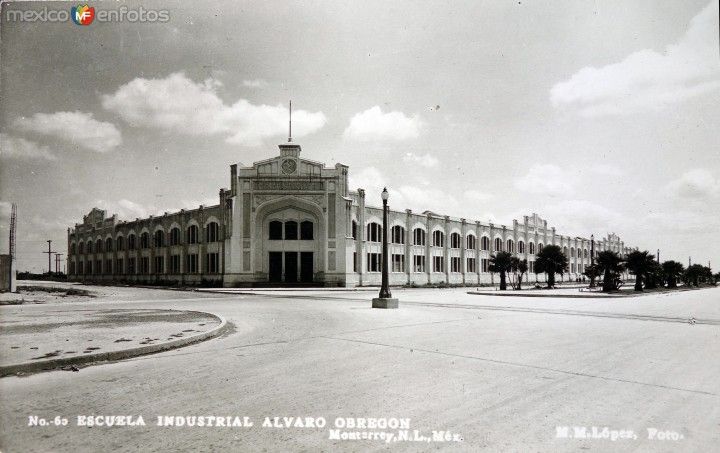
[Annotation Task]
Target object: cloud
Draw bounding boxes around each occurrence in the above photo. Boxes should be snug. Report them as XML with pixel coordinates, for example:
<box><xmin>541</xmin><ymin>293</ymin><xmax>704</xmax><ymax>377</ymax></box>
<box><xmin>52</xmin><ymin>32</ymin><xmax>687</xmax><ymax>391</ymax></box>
<box><xmin>242</xmin><ymin>79</ymin><xmax>268</xmax><ymax>88</ymax></box>
<box><xmin>94</xmin><ymin>199</ymin><xmax>158</xmax><ymax>220</ymax></box>
<box><xmin>551</xmin><ymin>1</ymin><xmax>720</xmax><ymax>117</ymax></box>
<box><xmin>343</xmin><ymin>106</ymin><xmax>421</xmax><ymax>141</ymax></box>
<box><xmin>514</xmin><ymin>164</ymin><xmax>573</xmax><ymax>196</ymax></box>
<box><xmin>0</xmin><ymin>133</ymin><xmax>56</xmax><ymax>160</ymax></box>
<box><xmin>668</xmin><ymin>169</ymin><xmax>720</xmax><ymax>199</ymax></box>
<box><xmin>13</xmin><ymin>111</ymin><xmax>121</xmax><ymax>153</ymax></box>
<box><xmin>464</xmin><ymin>189</ymin><xmax>493</xmax><ymax>203</ymax></box>
<box><xmin>402</xmin><ymin>152</ymin><xmax>439</xmax><ymax>168</ymax></box>
<box><xmin>101</xmin><ymin>72</ymin><xmax>326</xmax><ymax>146</ymax></box>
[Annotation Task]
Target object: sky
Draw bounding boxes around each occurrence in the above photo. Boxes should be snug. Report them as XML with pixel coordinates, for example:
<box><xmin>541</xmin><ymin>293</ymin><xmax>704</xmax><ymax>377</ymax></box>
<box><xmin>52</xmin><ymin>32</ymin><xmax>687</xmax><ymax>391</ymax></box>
<box><xmin>0</xmin><ymin>0</ymin><xmax>718</xmax><ymax>272</ymax></box>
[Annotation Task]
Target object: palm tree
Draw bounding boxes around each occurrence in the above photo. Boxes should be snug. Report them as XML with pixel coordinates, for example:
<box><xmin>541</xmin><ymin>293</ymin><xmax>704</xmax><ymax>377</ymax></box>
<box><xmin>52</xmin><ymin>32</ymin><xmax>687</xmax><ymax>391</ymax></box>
<box><xmin>534</xmin><ymin>245</ymin><xmax>568</xmax><ymax>289</ymax></box>
<box><xmin>662</xmin><ymin>261</ymin><xmax>685</xmax><ymax>288</ymax></box>
<box><xmin>489</xmin><ymin>251</ymin><xmax>513</xmax><ymax>290</ymax></box>
<box><xmin>583</xmin><ymin>264</ymin><xmax>601</xmax><ymax>288</ymax></box>
<box><xmin>509</xmin><ymin>257</ymin><xmax>528</xmax><ymax>290</ymax></box>
<box><xmin>596</xmin><ymin>250</ymin><xmax>625</xmax><ymax>292</ymax></box>
<box><xmin>684</xmin><ymin>264</ymin><xmax>706</xmax><ymax>287</ymax></box>
<box><xmin>644</xmin><ymin>260</ymin><xmax>663</xmax><ymax>289</ymax></box>
<box><xmin>626</xmin><ymin>250</ymin><xmax>654</xmax><ymax>291</ymax></box>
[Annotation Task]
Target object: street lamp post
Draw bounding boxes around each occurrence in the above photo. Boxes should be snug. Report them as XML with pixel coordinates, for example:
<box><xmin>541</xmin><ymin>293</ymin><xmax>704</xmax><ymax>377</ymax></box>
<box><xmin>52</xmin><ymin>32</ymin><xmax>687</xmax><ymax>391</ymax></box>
<box><xmin>372</xmin><ymin>187</ymin><xmax>399</xmax><ymax>309</ymax></box>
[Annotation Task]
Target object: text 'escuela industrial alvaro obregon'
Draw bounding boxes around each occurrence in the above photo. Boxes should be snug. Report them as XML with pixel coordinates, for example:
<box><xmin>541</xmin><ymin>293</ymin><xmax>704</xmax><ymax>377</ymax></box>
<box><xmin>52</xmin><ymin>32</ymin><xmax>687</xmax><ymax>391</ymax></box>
<box><xmin>66</xmin><ymin>140</ymin><xmax>634</xmax><ymax>287</ymax></box>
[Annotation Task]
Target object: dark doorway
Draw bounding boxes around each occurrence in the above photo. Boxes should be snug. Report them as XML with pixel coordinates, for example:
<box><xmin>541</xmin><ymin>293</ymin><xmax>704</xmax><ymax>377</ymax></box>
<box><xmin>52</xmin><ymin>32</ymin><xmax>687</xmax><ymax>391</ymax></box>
<box><xmin>269</xmin><ymin>252</ymin><xmax>282</xmax><ymax>282</ymax></box>
<box><xmin>300</xmin><ymin>252</ymin><xmax>313</xmax><ymax>283</ymax></box>
<box><xmin>284</xmin><ymin>252</ymin><xmax>298</xmax><ymax>283</ymax></box>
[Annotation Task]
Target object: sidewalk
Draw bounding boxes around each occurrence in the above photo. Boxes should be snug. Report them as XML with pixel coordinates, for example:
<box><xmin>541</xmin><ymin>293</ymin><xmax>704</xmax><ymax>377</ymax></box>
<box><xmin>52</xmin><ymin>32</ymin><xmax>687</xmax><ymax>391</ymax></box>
<box><xmin>0</xmin><ymin>307</ymin><xmax>225</xmax><ymax>376</ymax></box>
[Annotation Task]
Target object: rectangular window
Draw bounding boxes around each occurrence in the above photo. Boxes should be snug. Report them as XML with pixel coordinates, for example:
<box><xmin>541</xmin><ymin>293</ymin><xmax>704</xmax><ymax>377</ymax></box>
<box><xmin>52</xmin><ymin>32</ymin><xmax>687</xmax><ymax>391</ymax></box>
<box><xmin>154</xmin><ymin>256</ymin><xmax>165</xmax><ymax>274</ymax></box>
<box><xmin>529</xmin><ymin>261</ymin><xmax>534</xmax><ymax>273</ymax></box>
<box><xmin>451</xmin><ymin>256</ymin><xmax>461</xmax><ymax>273</ymax></box>
<box><xmin>353</xmin><ymin>252</ymin><xmax>357</xmax><ymax>272</ymax></box>
<box><xmin>205</xmin><ymin>253</ymin><xmax>219</xmax><ymax>274</ymax></box>
<box><xmin>433</xmin><ymin>256</ymin><xmax>444</xmax><ymax>273</ymax></box>
<box><xmin>106</xmin><ymin>259</ymin><xmax>112</xmax><ymax>275</ymax></box>
<box><xmin>391</xmin><ymin>254</ymin><xmax>405</xmax><ymax>272</ymax></box>
<box><xmin>170</xmin><ymin>254</ymin><xmax>181</xmax><ymax>273</ymax></box>
<box><xmin>128</xmin><ymin>258</ymin><xmax>136</xmax><ymax>274</ymax></box>
<box><xmin>481</xmin><ymin>258</ymin><xmax>489</xmax><ymax>273</ymax></box>
<box><xmin>95</xmin><ymin>260</ymin><xmax>101</xmax><ymax>275</ymax></box>
<box><xmin>186</xmin><ymin>253</ymin><xmax>199</xmax><ymax>274</ymax></box>
<box><xmin>413</xmin><ymin>255</ymin><xmax>425</xmax><ymax>273</ymax></box>
<box><xmin>367</xmin><ymin>253</ymin><xmax>381</xmax><ymax>272</ymax></box>
<box><xmin>141</xmin><ymin>257</ymin><xmax>150</xmax><ymax>274</ymax></box>
<box><xmin>116</xmin><ymin>258</ymin><xmax>124</xmax><ymax>275</ymax></box>
<box><xmin>467</xmin><ymin>257</ymin><xmax>476</xmax><ymax>273</ymax></box>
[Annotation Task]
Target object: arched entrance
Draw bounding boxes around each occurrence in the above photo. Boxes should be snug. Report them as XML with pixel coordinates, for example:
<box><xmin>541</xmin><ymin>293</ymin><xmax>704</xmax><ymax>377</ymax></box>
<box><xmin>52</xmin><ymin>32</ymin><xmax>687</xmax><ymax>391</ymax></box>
<box><xmin>254</xmin><ymin>197</ymin><xmax>324</xmax><ymax>285</ymax></box>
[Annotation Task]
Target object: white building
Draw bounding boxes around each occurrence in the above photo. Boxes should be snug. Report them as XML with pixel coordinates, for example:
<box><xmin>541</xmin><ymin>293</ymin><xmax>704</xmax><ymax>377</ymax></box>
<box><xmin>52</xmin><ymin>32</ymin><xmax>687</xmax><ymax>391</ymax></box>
<box><xmin>67</xmin><ymin>141</ymin><xmax>634</xmax><ymax>287</ymax></box>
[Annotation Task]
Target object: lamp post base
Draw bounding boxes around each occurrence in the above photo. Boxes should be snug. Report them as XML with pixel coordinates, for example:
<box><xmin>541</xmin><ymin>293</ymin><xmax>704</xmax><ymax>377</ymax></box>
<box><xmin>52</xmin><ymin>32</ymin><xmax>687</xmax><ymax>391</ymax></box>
<box><xmin>372</xmin><ymin>297</ymin><xmax>399</xmax><ymax>309</ymax></box>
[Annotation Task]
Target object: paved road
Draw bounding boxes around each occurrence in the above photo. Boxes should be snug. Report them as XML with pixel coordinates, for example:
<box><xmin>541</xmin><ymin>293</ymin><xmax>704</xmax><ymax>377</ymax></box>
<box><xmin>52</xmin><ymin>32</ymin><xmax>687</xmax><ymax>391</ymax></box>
<box><xmin>1</xmin><ymin>286</ymin><xmax>718</xmax><ymax>452</ymax></box>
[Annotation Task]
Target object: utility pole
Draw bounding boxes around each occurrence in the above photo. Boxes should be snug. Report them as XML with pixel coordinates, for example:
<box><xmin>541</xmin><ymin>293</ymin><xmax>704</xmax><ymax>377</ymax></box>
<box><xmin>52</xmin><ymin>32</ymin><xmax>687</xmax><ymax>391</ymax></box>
<box><xmin>43</xmin><ymin>240</ymin><xmax>55</xmax><ymax>274</ymax></box>
<box><xmin>9</xmin><ymin>203</ymin><xmax>17</xmax><ymax>292</ymax></box>
<box><xmin>657</xmin><ymin>249</ymin><xmax>660</xmax><ymax>262</ymax></box>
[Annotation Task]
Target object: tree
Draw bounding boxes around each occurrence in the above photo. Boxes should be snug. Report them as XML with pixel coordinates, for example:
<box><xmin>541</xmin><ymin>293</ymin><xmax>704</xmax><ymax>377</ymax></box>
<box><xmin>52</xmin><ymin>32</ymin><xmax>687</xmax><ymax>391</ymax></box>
<box><xmin>583</xmin><ymin>264</ymin><xmax>601</xmax><ymax>288</ymax></box>
<box><xmin>534</xmin><ymin>245</ymin><xmax>569</xmax><ymax>289</ymax></box>
<box><xmin>644</xmin><ymin>260</ymin><xmax>663</xmax><ymax>289</ymax></box>
<box><xmin>509</xmin><ymin>257</ymin><xmax>528</xmax><ymax>290</ymax></box>
<box><xmin>596</xmin><ymin>250</ymin><xmax>625</xmax><ymax>292</ymax></box>
<box><xmin>626</xmin><ymin>250</ymin><xmax>654</xmax><ymax>291</ymax></box>
<box><xmin>684</xmin><ymin>264</ymin><xmax>706</xmax><ymax>287</ymax></box>
<box><xmin>662</xmin><ymin>260</ymin><xmax>684</xmax><ymax>288</ymax></box>
<box><xmin>489</xmin><ymin>251</ymin><xmax>513</xmax><ymax>290</ymax></box>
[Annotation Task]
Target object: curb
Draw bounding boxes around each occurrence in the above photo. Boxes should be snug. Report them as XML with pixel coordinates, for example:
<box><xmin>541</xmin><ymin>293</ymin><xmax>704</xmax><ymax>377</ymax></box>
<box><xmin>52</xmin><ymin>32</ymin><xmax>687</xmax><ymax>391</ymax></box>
<box><xmin>0</xmin><ymin>310</ymin><xmax>229</xmax><ymax>377</ymax></box>
<box><xmin>467</xmin><ymin>291</ymin><xmax>627</xmax><ymax>299</ymax></box>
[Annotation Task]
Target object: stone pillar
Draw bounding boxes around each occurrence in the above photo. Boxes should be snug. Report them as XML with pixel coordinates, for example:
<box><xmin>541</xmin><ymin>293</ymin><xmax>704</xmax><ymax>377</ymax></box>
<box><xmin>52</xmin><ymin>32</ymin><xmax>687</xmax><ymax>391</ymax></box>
<box><xmin>460</xmin><ymin>218</ymin><xmax>466</xmax><ymax>285</ymax></box>
<box><xmin>405</xmin><ymin>209</ymin><xmax>412</xmax><ymax>285</ymax></box>
<box><xmin>443</xmin><ymin>216</ymin><xmax>450</xmax><ymax>282</ymax></box>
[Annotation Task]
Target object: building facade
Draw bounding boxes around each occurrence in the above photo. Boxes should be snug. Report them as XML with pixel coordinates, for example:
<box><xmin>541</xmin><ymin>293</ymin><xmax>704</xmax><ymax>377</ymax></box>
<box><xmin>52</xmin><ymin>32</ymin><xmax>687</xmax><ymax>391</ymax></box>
<box><xmin>67</xmin><ymin>142</ymin><xmax>634</xmax><ymax>287</ymax></box>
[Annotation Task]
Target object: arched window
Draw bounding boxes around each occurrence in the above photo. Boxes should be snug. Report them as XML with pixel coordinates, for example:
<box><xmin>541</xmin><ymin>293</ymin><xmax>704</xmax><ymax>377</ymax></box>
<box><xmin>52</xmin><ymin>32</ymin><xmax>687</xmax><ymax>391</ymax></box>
<box><xmin>570</xmin><ymin>247</ymin><xmax>575</xmax><ymax>257</ymax></box>
<box><xmin>140</xmin><ymin>232</ymin><xmax>150</xmax><ymax>249</ymax></box>
<box><xmin>116</xmin><ymin>236</ymin><xmax>125</xmax><ymax>251</ymax></box>
<box><xmin>450</xmin><ymin>233</ymin><xmax>461</xmax><ymax>249</ymax></box>
<box><xmin>466</xmin><ymin>235</ymin><xmax>476</xmax><ymax>250</ymax></box>
<box><xmin>153</xmin><ymin>230</ymin><xmax>165</xmax><ymax>247</ymax></box>
<box><xmin>432</xmin><ymin>230</ymin><xmax>445</xmax><ymax>247</ymax></box>
<box><xmin>206</xmin><ymin>222</ymin><xmax>219</xmax><ymax>242</ymax></box>
<box><xmin>494</xmin><ymin>238</ymin><xmax>502</xmax><ymax>252</ymax></box>
<box><xmin>563</xmin><ymin>246</ymin><xmax>568</xmax><ymax>256</ymax></box>
<box><xmin>518</xmin><ymin>240</ymin><xmax>525</xmax><ymax>254</ymax></box>
<box><xmin>584</xmin><ymin>249</ymin><xmax>588</xmax><ymax>258</ymax></box>
<box><xmin>169</xmin><ymin>227</ymin><xmax>181</xmax><ymax>246</ymax></box>
<box><xmin>86</xmin><ymin>241</ymin><xmax>93</xmax><ymax>254</ymax></box>
<box><xmin>300</xmin><ymin>221</ymin><xmax>313</xmax><ymax>240</ymax></box>
<box><xmin>128</xmin><ymin>234</ymin><xmax>136</xmax><ymax>250</ymax></box>
<box><xmin>269</xmin><ymin>220</ymin><xmax>283</xmax><ymax>240</ymax></box>
<box><xmin>367</xmin><ymin>222</ymin><xmax>381</xmax><ymax>242</ymax></box>
<box><xmin>186</xmin><ymin>225</ymin><xmax>199</xmax><ymax>244</ymax></box>
<box><xmin>96</xmin><ymin>239</ymin><xmax>103</xmax><ymax>253</ymax></box>
<box><xmin>285</xmin><ymin>221</ymin><xmax>298</xmax><ymax>240</ymax></box>
<box><xmin>506</xmin><ymin>239</ymin><xmax>514</xmax><ymax>253</ymax></box>
<box><xmin>538</xmin><ymin>242</ymin><xmax>544</xmax><ymax>252</ymax></box>
<box><xmin>413</xmin><ymin>228</ymin><xmax>426</xmax><ymax>246</ymax></box>
<box><xmin>529</xmin><ymin>242</ymin><xmax>535</xmax><ymax>254</ymax></box>
<box><xmin>481</xmin><ymin>236</ymin><xmax>490</xmax><ymax>251</ymax></box>
<box><xmin>391</xmin><ymin>225</ymin><xmax>405</xmax><ymax>244</ymax></box>
<box><xmin>105</xmin><ymin>238</ymin><xmax>113</xmax><ymax>252</ymax></box>
<box><xmin>351</xmin><ymin>221</ymin><xmax>357</xmax><ymax>240</ymax></box>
